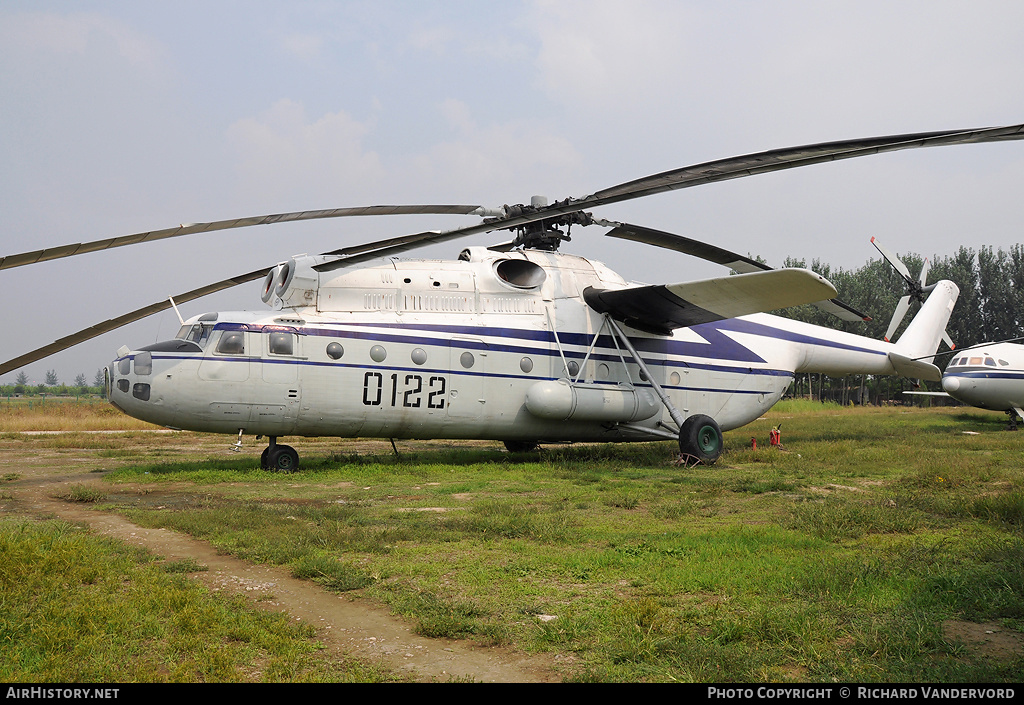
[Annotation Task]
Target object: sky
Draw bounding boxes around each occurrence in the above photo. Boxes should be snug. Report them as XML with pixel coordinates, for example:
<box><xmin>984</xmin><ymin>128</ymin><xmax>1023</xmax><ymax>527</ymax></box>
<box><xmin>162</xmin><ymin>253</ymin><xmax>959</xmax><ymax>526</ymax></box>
<box><xmin>2</xmin><ymin>0</ymin><xmax>1023</xmax><ymax>384</ymax></box>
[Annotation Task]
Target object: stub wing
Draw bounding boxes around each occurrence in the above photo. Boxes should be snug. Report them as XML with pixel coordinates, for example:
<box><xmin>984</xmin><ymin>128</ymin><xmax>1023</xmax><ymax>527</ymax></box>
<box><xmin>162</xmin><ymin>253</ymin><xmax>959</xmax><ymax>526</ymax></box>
<box><xmin>584</xmin><ymin>268</ymin><xmax>837</xmax><ymax>335</ymax></box>
<box><xmin>888</xmin><ymin>352</ymin><xmax>943</xmax><ymax>383</ymax></box>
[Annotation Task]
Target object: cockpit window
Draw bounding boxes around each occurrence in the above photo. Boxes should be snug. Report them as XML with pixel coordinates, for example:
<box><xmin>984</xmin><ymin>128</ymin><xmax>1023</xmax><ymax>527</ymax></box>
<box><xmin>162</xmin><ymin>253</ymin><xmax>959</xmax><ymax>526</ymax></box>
<box><xmin>985</xmin><ymin>358</ymin><xmax>997</xmax><ymax>366</ymax></box>
<box><xmin>177</xmin><ymin>323</ymin><xmax>214</xmax><ymax>349</ymax></box>
<box><xmin>216</xmin><ymin>331</ymin><xmax>245</xmax><ymax>355</ymax></box>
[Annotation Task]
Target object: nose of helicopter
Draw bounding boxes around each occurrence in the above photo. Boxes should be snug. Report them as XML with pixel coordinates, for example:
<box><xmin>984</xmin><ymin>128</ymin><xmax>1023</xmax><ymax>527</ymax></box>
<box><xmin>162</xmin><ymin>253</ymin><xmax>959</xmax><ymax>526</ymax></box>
<box><xmin>107</xmin><ymin>347</ymin><xmax>164</xmax><ymax>424</ymax></box>
<box><xmin>941</xmin><ymin>375</ymin><xmax>960</xmax><ymax>393</ymax></box>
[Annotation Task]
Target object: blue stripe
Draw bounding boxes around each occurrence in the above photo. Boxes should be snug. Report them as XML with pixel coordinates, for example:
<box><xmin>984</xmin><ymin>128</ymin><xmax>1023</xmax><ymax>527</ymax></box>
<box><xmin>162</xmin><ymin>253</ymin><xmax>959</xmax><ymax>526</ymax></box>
<box><xmin>946</xmin><ymin>370</ymin><xmax>1024</xmax><ymax>381</ymax></box>
<box><xmin>148</xmin><ymin>352</ymin><xmax>782</xmax><ymax>396</ymax></box>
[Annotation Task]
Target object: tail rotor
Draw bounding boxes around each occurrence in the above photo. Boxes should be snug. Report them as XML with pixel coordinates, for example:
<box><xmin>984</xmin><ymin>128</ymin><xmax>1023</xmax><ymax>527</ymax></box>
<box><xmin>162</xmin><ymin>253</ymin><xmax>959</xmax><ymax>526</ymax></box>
<box><xmin>871</xmin><ymin>237</ymin><xmax>953</xmax><ymax>348</ymax></box>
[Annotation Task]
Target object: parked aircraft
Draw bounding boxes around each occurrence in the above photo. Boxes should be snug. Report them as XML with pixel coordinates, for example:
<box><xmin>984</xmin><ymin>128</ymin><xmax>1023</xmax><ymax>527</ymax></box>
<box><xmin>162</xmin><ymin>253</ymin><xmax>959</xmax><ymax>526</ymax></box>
<box><xmin>907</xmin><ymin>340</ymin><xmax>1024</xmax><ymax>429</ymax></box>
<box><xmin>2</xmin><ymin>124</ymin><xmax>1022</xmax><ymax>469</ymax></box>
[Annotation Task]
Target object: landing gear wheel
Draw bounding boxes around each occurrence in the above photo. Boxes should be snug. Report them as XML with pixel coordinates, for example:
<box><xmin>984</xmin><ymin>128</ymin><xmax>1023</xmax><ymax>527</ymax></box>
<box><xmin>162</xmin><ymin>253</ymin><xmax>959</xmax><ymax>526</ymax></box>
<box><xmin>504</xmin><ymin>440</ymin><xmax>540</xmax><ymax>453</ymax></box>
<box><xmin>267</xmin><ymin>445</ymin><xmax>300</xmax><ymax>472</ymax></box>
<box><xmin>260</xmin><ymin>447</ymin><xmax>270</xmax><ymax>470</ymax></box>
<box><xmin>678</xmin><ymin>414</ymin><xmax>723</xmax><ymax>464</ymax></box>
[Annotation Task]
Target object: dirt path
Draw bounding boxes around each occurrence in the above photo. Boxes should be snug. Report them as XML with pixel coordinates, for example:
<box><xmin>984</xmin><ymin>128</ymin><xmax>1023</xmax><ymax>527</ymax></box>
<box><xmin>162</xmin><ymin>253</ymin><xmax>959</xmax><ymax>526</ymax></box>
<box><xmin>1</xmin><ymin>441</ymin><xmax>561</xmax><ymax>683</ymax></box>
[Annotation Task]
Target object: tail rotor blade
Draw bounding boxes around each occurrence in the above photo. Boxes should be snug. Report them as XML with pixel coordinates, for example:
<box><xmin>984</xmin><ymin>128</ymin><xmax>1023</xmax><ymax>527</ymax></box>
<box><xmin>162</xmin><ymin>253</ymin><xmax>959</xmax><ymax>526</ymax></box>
<box><xmin>919</xmin><ymin>257</ymin><xmax>931</xmax><ymax>288</ymax></box>
<box><xmin>885</xmin><ymin>295</ymin><xmax>912</xmax><ymax>342</ymax></box>
<box><xmin>871</xmin><ymin>236</ymin><xmax>913</xmax><ymax>284</ymax></box>
<box><xmin>942</xmin><ymin>330</ymin><xmax>955</xmax><ymax>350</ymax></box>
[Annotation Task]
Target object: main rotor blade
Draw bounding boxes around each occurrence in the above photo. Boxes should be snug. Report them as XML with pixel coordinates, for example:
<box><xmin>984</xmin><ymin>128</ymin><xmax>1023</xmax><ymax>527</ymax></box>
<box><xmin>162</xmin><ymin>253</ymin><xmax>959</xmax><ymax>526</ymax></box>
<box><xmin>316</xmin><ymin>123</ymin><xmax>1024</xmax><ymax>272</ymax></box>
<box><xmin>585</xmin><ymin>124</ymin><xmax>1024</xmax><ymax>207</ymax></box>
<box><xmin>601</xmin><ymin>220</ymin><xmax>871</xmax><ymax>322</ymax></box>
<box><xmin>0</xmin><ymin>267</ymin><xmax>271</xmax><ymax>376</ymax></box>
<box><xmin>600</xmin><ymin>220</ymin><xmax>770</xmax><ymax>274</ymax></box>
<box><xmin>0</xmin><ymin>205</ymin><xmax>489</xmax><ymax>271</ymax></box>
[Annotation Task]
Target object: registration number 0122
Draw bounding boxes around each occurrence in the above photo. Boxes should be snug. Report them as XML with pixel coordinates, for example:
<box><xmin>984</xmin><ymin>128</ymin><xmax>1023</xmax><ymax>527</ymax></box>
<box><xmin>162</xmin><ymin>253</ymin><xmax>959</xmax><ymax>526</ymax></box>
<box><xmin>362</xmin><ymin>371</ymin><xmax>446</xmax><ymax>409</ymax></box>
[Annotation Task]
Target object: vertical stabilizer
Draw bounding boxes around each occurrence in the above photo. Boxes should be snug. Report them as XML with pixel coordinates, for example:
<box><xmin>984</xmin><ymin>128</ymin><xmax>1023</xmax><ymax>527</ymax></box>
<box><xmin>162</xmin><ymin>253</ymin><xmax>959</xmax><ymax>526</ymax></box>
<box><xmin>893</xmin><ymin>279</ymin><xmax>959</xmax><ymax>363</ymax></box>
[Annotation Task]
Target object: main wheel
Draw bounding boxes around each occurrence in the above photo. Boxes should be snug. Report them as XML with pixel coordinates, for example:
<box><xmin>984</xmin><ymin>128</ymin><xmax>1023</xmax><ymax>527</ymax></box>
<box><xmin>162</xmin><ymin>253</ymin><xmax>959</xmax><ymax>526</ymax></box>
<box><xmin>267</xmin><ymin>445</ymin><xmax>300</xmax><ymax>472</ymax></box>
<box><xmin>260</xmin><ymin>446</ymin><xmax>271</xmax><ymax>470</ymax></box>
<box><xmin>678</xmin><ymin>414</ymin><xmax>723</xmax><ymax>464</ymax></box>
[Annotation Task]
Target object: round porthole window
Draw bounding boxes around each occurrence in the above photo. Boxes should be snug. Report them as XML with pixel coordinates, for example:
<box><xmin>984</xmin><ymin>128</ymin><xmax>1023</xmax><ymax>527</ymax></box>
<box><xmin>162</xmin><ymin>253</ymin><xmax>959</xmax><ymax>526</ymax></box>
<box><xmin>566</xmin><ymin>360</ymin><xmax>580</xmax><ymax>376</ymax></box>
<box><xmin>411</xmin><ymin>348</ymin><xmax>427</xmax><ymax>365</ymax></box>
<box><xmin>520</xmin><ymin>357</ymin><xmax>533</xmax><ymax>373</ymax></box>
<box><xmin>370</xmin><ymin>345</ymin><xmax>387</xmax><ymax>362</ymax></box>
<box><xmin>326</xmin><ymin>342</ymin><xmax>344</xmax><ymax>360</ymax></box>
<box><xmin>460</xmin><ymin>351</ymin><xmax>475</xmax><ymax>368</ymax></box>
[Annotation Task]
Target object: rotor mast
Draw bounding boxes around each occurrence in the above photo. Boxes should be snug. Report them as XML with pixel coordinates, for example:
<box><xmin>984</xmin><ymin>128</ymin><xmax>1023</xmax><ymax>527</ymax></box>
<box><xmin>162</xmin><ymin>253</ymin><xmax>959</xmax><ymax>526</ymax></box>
<box><xmin>489</xmin><ymin>196</ymin><xmax>595</xmax><ymax>251</ymax></box>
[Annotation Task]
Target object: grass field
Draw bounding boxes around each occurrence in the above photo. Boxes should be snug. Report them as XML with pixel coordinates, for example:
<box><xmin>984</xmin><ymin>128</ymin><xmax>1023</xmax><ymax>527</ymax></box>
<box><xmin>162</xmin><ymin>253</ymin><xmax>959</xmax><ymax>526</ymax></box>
<box><xmin>2</xmin><ymin>399</ymin><xmax>1022</xmax><ymax>682</ymax></box>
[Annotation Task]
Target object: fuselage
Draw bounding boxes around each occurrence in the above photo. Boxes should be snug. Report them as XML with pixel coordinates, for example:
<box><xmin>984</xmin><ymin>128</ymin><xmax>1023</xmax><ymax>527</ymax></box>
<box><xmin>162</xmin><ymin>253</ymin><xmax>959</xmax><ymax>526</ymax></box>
<box><xmin>941</xmin><ymin>342</ymin><xmax>1024</xmax><ymax>412</ymax></box>
<box><xmin>106</xmin><ymin>247</ymin><xmax>955</xmax><ymax>444</ymax></box>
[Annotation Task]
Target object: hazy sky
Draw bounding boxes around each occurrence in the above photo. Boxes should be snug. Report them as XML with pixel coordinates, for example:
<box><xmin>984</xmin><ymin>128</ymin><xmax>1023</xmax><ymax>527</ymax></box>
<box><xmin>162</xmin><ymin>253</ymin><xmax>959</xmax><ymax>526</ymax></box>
<box><xmin>2</xmin><ymin>0</ymin><xmax>1023</xmax><ymax>384</ymax></box>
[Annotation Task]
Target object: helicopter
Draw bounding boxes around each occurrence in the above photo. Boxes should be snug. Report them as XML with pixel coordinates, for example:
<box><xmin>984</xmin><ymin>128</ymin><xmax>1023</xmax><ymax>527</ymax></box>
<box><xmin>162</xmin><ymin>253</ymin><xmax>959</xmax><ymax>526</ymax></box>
<box><xmin>2</xmin><ymin>124</ymin><xmax>1022</xmax><ymax>470</ymax></box>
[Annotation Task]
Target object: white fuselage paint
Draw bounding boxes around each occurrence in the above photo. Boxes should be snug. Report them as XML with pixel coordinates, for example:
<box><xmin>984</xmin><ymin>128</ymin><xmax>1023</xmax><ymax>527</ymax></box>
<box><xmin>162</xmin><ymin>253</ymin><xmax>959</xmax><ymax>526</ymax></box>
<box><xmin>941</xmin><ymin>342</ymin><xmax>1024</xmax><ymax>412</ymax></box>
<box><xmin>107</xmin><ymin>248</ymin><xmax>958</xmax><ymax>444</ymax></box>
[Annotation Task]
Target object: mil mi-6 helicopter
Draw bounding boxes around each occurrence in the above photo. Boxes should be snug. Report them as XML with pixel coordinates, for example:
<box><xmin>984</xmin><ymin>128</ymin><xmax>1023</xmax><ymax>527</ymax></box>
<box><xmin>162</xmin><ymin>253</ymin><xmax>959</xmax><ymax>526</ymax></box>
<box><xmin>2</xmin><ymin>124</ymin><xmax>1022</xmax><ymax>470</ymax></box>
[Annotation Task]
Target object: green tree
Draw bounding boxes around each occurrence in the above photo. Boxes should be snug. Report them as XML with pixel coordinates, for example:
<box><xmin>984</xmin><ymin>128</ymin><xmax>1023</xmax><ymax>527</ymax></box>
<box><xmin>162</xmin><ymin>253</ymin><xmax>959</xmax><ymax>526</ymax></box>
<box><xmin>45</xmin><ymin>370</ymin><xmax>58</xmax><ymax>386</ymax></box>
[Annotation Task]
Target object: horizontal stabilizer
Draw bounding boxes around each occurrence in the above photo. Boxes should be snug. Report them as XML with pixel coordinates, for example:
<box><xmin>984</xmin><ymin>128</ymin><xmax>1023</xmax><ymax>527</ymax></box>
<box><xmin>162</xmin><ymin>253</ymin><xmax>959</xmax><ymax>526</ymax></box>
<box><xmin>584</xmin><ymin>268</ymin><xmax>837</xmax><ymax>335</ymax></box>
<box><xmin>888</xmin><ymin>352</ymin><xmax>942</xmax><ymax>382</ymax></box>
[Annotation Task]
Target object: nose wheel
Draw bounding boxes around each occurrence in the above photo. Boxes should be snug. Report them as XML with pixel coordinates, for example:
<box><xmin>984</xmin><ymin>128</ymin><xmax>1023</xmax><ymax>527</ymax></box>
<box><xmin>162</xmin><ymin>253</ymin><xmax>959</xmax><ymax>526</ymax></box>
<box><xmin>260</xmin><ymin>437</ymin><xmax>300</xmax><ymax>472</ymax></box>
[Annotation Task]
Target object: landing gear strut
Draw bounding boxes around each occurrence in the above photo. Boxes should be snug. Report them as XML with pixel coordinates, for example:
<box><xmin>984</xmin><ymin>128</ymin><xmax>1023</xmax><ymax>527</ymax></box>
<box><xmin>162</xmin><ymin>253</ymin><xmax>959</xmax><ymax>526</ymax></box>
<box><xmin>1006</xmin><ymin>409</ymin><xmax>1020</xmax><ymax>431</ymax></box>
<box><xmin>261</xmin><ymin>436</ymin><xmax>300</xmax><ymax>472</ymax></box>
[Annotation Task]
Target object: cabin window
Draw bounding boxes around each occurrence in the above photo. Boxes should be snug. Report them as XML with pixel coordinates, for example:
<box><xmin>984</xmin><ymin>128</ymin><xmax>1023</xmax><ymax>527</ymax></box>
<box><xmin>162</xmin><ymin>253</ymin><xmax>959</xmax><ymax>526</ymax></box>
<box><xmin>269</xmin><ymin>332</ymin><xmax>294</xmax><ymax>356</ymax></box>
<box><xmin>216</xmin><ymin>331</ymin><xmax>245</xmax><ymax>355</ymax></box>
<box><xmin>520</xmin><ymin>357</ymin><xmax>533</xmax><ymax>373</ymax></box>
<box><xmin>118</xmin><ymin>358</ymin><xmax>130</xmax><ymax>375</ymax></box>
<box><xmin>133</xmin><ymin>383</ymin><xmax>150</xmax><ymax>401</ymax></box>
<box><xmin>116</xmin><ymin>379</ymin><xmax>129</xmax><ymax>393</ymax></box>
<box><xmin>460</xmin><ymin>351</ymin><xmax>475</xmax><ymax>368</ymax></box>
<box><xmin>411</xmin><ymin>348</ymin><xmax>427</xmax><ymax>365</ymax></box>
<box><xmin>326</xmin><ymin>342</ymin><xmax>344</xmax><ymax>360</ymax></box>
<box><xmin>370</xmin><ymin>345</ymin><xmax>387</xmax><ymax>362</ymax></box>
<box><xmin>566</xmin><ymin>360</ymin><xmax>580</xmax><ymax>376</ymax></box>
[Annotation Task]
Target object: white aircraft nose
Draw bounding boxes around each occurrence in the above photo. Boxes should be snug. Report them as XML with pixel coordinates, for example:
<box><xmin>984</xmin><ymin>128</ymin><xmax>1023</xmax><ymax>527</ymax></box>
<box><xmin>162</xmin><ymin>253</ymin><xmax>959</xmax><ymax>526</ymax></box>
<box><xmin>942</xmin><ymin>375</ymin><xmax>960</xmax><ymax>393</ymax></box>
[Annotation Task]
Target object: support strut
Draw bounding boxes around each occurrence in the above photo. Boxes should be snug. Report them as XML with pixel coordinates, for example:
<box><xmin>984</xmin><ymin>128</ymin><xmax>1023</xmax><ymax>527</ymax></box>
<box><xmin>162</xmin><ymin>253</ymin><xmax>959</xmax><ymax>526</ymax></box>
<box><xmin>605</xmin><ymin>317</ymin><xmax>687</xmax><ymax>432</ymax></box>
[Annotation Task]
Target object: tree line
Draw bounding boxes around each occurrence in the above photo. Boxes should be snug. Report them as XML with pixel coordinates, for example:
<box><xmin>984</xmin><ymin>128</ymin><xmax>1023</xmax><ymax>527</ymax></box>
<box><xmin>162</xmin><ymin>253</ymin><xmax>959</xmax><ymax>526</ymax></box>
<box><xmin>2</xmin><ymin>369</ymin><xmax>106</xmax><ymax>398</ymax></box>
<box><xmin>775</xmin><ymin>244</ymin><xmax>1024</xmax><ymax>404</ymax></box>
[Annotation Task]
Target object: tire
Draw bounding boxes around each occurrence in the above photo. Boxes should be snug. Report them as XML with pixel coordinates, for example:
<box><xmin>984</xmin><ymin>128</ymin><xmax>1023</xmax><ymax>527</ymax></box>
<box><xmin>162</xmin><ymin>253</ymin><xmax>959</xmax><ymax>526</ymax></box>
<box><xmin>267</xmin><ymin>445</ymin><xmax>300</xmax><ymax>472</ymax></box>
<box><xmin>260</xmin><ymin>446</ymin><xmax>270</xmax><ymax>470</ymax></box>
<box><xmin>678</xmin><ymin>414</ymin><xmax>723</xmax><ymax>464</ymax></box>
